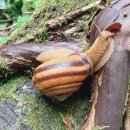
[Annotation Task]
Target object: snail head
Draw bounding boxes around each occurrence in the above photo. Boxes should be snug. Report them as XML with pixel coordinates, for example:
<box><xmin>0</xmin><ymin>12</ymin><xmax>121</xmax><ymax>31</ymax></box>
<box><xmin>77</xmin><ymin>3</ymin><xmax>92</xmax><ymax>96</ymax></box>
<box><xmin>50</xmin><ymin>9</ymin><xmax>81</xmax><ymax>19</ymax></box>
<box><xmin>94</xmin><ymin>22</ymin><xmax>122</xmax><ymax>39</ymax></box>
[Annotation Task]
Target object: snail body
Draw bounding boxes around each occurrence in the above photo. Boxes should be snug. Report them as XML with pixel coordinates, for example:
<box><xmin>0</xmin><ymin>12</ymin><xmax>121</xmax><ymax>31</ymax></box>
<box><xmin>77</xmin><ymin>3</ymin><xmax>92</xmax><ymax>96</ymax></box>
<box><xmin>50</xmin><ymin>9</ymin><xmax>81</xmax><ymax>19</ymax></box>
<box><xmin>32</xmin><ymin>23</ymin><xmax>122</xmax><ymax>101</ymax></box>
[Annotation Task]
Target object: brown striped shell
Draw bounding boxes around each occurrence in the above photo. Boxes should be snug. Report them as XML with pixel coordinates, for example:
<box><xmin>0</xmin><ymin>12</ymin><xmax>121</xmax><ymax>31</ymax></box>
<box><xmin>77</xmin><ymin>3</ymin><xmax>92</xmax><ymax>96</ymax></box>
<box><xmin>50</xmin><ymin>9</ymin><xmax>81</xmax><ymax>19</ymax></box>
<box><xmin>32</xmin><ymin>53</ymin><xmax>92</xmax><ymax>101</ymax></box>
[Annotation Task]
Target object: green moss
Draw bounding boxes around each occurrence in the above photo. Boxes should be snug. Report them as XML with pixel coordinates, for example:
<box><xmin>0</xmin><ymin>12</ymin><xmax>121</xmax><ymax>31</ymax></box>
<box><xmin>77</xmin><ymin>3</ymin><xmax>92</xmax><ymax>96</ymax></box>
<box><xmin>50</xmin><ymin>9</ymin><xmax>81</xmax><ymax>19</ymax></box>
<box><xmin>15</xmin><ymin>85</ymin><xmax>90</xmax><ymax>130</ymax></box>
<box><xmin>22</xmin><ymin>0</ymin><xmax>41</xmax><ymax>13</ymax></box>
<box><xmin>23</xmin><ymin>93</ymin><xmax>89</xmax><ymax>130</ymax></box>
<box><xmin>0</xmin><ymin>1</ymin><xmax>95</xmax><ymax>129</ymax></box>
<box><xmin>0</xmin><ymin>75</ymin><xmax>28</xmax><ymax>103</ymax></box>
<box><xmin>3</xmin><ymin>128</ymin><xmax>9</xmax><ymax>130</ymax></box>
<box><xmin>0</xmin><ymin>23</ymin><xmax>8</xmax><ymax>28</ymax></box>
<box><xmin>16</xmin><ymin>16</ymin><xmax>32</xmax><ymax>28</ymax></box>
<box><xmin>0</xmin><ymin>36</ymin><xmax>8</xmax><ymax>45</ymax></box>
<box><xmin>0</xmin><ymin>77</ymin><xmax>89</xmax><ymax>129</ymax></box>
<box><xmin>0</xmin><ymin>72</ymin><xmax>90</xmax><ymax>130</ymax></box>
<box><xmin>7</xmin><ymin>0</ymin><xmax>96</xmax><ymax>44</ymax></box>
<box><xmin>106</xmin><ymin>0</ymin><xmax>113</xmax><ymax>3</ymax></box>
<box><xmin>0</xmin><ymin>56</ymin><xmax>14</xmax><ymax>78</ymax></box>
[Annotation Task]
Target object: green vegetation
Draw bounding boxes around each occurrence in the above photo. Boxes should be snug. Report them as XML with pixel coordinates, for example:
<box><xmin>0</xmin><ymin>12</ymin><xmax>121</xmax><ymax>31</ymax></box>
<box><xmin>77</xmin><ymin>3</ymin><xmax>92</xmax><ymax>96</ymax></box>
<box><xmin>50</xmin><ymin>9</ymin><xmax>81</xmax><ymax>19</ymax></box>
<box><xmin>5</xmin><ymin>0</ymin><xmax>23</xmax><ymax>18</ymax></box>
<box><xmin>0</xmin><ymin>56</ymin><xmax>13</xmax><ymax>78</ymax></box>
<box><xmin>0</xmin><ymin>75</ymin><xmax>27</xmax><ymax>102</ymax></box>
<box><xmin>0</xmin><ymin>0</ymin><xmax>97</xmax><ymax>44</ymax></box>
<box><xmin>0</xmin><ymin>36</ymin><xmax>8</xmax><ymax>45</ymax></box>
<box><xmin>0</xmin><ymin>0</ymin><xmax>99</xmax><ymax>129</ymax></box>
<box><xmin>0</xmin><ymin>75</ymin><xmax>90</xmax><ymax>129</ymax></box>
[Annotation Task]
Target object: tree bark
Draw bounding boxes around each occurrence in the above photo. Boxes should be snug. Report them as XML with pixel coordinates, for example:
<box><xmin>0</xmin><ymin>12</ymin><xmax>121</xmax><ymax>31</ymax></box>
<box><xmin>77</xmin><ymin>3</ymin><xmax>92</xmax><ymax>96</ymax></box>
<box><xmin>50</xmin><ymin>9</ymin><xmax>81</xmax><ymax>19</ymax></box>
<box><xmin>93</xmin><ymin>33</ymin><xmax>129</xmax><ymax>130</ymax></box>
<box><xmin>82</xmin><ymin>0</ymin><xmax>130</xmax><ymax>130</ymax></box>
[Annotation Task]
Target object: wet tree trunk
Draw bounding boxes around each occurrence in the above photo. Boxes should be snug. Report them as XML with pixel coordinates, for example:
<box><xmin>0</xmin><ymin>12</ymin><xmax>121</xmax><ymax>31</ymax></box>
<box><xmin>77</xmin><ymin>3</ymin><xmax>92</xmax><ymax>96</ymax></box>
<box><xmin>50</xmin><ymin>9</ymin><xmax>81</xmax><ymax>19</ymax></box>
<box><xmin>93</xmin><ymin>34</ymin><xmax>129</xmax><ymax>130</ymax></box>
<box><xmin>82</xmin><ymin>0</ymin><xmax>130</xmax><ymax>129</ymax></box>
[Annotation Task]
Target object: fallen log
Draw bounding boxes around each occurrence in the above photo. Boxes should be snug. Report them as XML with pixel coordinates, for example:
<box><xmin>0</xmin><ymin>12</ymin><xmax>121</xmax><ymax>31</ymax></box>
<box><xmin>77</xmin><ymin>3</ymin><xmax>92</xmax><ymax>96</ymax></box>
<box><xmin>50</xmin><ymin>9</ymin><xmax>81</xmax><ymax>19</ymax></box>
<box><xmin>81</xmin><ymin>0</ymin><xmax>130</xmax><ymax>130</ymax></box>
<box><xmin>0</xmin><ymin>42</ymin><xmax>83</xmax><ymax>78</ymax></box>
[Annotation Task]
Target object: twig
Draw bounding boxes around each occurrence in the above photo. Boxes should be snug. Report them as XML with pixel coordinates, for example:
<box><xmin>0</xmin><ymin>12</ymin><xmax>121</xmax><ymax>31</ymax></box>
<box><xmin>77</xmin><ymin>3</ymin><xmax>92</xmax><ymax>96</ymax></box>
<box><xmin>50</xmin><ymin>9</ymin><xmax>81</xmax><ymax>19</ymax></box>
<box><xmin>0</xmin><ymin>18</ymin><xmax>16</xmax><ymax>23</ymax></box>
<box><xmin>1</xmin><ymin>12</ymin><xmax>11</xmax><ymax>20</ymax></box>
<box><xmin>47</xmin><ymin>0</ymin><xmax>101</xmax><ymax>30</ymax></box>
<box><xmin>61</xmin><ymin>32</ymin><xmax>70</xmax><ymax>42</ymax></box>
<box><xmin>64</xmin><ymin>26</ymin><xmax>80</xmax><ymax>35</ymax></box>
<box><xmin>60</xmin><ymin>113</ymin><xmax>73</xmax><ymax>130</ymax></box>
<box><xmin>0</xmin><ymin>24</ymin><xmax>16</xmax><ymax>31</ymax></box>
<box><xmin>93</xmin><ymin>22</ymin><xmax>101</xmax><ymax>35</ymax></box>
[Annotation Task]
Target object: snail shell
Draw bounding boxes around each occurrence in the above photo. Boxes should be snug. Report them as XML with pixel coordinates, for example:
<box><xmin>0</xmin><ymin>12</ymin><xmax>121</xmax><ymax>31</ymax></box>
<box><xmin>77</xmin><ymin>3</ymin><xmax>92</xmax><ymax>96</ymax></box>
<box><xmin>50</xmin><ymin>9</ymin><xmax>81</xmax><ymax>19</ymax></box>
<box><xmin>37</xmin><ymin>48</ymin><xmax>75</xmax><ymax>63</ymax></box>
<box><xmin>32</xmin><ymin>53</ymin><xmax>93</xmax><ymax>101</ymax></box>
<box><xmin>32</xmin><ymin>22</ymin><xmax>122</xmax><ymax>101</ymax></box>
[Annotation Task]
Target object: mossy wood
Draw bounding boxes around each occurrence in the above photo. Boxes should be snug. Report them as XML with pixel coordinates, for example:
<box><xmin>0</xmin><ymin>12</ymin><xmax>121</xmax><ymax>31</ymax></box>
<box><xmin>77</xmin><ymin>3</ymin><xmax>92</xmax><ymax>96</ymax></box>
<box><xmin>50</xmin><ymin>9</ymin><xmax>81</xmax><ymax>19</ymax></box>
<box><xmin>0</xmin><ymin>41</ymin><xmax>91</xmax><ymax>130</ymax></box>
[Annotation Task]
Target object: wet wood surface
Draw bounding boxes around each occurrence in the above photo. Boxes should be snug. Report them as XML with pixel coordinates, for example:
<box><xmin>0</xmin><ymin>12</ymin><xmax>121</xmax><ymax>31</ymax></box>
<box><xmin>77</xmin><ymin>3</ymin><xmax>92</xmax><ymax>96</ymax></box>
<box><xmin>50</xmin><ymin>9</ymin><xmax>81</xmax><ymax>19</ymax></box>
<box><xmin>82</xmin><ymin>0</ymin><xmax>130</xmax><ymax>129</ymax></box>
<box><xmin>0</xmin><ymin>42</ymin><xmax>83</xmax><ymax>69</ymax></box>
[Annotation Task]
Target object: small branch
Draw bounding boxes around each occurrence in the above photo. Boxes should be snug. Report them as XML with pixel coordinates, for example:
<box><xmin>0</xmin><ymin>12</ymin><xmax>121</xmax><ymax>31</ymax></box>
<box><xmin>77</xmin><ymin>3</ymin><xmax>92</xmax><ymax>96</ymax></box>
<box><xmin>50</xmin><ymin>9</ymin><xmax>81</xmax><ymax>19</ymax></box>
<box><xmin>64</xmin><ymin>26</ymin><xmax>80</xmax><ymax>35</ymax></box>
<box><xmin>47</xmin><ymin>0</ymin><xmax>101</xmax><ymax>30</ymax></box>
<box><xmin>60</xmin><ymin>113</ymin><xmax>73</xmax><ymax>130</ymax></box>
<box><xmin>2</xmin><ymin>12</ymin><xmax>11</xmax><ymax>20</ymax></box>
<box><xmin>0</xmin><ymin>18</ymin><xmax>16</xmax><ymax>23</ymax></box>
<box><xmin>0</xmin><ymin>24</ymin><xmax>16</xmax><ymax>31</ymax></box>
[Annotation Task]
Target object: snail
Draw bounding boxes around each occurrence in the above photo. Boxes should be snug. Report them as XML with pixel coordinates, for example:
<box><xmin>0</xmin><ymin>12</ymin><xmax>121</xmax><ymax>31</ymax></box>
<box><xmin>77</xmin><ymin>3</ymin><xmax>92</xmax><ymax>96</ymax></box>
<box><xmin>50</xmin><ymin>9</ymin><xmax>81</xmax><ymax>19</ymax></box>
<box><xmin>32</xmin><ymin>22</ymin><xmax>122</xmax><ymax>101</ymax></box>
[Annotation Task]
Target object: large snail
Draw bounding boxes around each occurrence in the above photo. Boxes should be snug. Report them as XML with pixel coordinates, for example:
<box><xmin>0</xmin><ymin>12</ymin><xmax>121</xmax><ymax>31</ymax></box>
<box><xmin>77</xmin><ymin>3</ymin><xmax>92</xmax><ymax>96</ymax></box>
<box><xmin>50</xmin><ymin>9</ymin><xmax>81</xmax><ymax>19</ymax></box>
<box><xmin>32</xmin><ymin>22</ymin><xmax>122</xmax><ymax>101</ymax></box>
